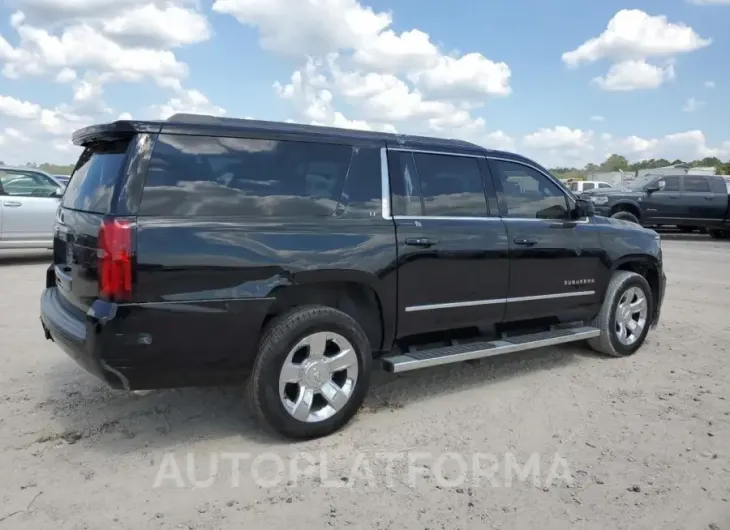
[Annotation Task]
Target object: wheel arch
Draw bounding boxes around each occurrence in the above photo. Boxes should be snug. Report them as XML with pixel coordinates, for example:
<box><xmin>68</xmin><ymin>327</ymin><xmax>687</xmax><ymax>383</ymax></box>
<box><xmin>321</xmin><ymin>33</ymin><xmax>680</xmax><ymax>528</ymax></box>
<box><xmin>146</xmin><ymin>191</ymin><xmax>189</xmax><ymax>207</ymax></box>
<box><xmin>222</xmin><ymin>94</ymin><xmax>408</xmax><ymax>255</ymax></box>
<box><xmin>263</xmin><ymin>272</ymin><xmax>387</xmax><ymax>354</ymax></box>
<box><xmin>610</xmin><ymin>201</ymin><xmax>642</xmax><ymax>220</ymax></box>
<box><xmin>611</xmin><ymin>255</ymin><xmax>661</xmax><ymax>319</ymax></box>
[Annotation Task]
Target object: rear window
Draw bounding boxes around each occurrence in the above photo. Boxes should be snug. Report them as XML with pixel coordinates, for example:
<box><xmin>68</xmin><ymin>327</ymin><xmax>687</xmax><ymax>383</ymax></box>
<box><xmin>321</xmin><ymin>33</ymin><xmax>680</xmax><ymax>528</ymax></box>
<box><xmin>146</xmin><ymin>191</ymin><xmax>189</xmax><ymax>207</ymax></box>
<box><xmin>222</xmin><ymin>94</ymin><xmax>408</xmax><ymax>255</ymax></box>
<box><xmin>139</xmin><ymin>134</ymin><xmax>376</xmax><ymax>218</ymax></box>
<box><xmin>62</xmin><ymin>139</ymin><xmax>130</xmax><ymax>213</ymax></box>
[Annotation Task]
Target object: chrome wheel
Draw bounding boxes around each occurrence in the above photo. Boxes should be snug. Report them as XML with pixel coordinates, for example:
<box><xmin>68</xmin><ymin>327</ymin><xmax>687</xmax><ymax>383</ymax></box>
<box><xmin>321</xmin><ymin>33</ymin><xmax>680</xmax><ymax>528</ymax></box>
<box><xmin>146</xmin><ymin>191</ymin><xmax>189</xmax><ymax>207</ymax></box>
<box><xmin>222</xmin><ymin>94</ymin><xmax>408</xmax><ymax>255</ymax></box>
<box><xmin>279</xmin><ymin>332</ymin><xmax>359</xmax><ymax>423</ymax></box>
<box><xmin>614</xmin><ymin>286</ymin><xmax>648</xmax><ymax>346</ymax></box>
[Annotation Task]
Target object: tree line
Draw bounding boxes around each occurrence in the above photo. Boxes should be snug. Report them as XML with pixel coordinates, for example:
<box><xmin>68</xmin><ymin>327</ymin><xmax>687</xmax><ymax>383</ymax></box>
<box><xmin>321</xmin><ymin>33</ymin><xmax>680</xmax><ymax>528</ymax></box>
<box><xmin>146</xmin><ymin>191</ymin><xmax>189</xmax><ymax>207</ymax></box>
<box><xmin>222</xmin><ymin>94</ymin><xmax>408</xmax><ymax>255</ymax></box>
<box><xmin>550</xmin><ymin>155</ymin><xmax>730</xmax><ymax>181</ymax></box>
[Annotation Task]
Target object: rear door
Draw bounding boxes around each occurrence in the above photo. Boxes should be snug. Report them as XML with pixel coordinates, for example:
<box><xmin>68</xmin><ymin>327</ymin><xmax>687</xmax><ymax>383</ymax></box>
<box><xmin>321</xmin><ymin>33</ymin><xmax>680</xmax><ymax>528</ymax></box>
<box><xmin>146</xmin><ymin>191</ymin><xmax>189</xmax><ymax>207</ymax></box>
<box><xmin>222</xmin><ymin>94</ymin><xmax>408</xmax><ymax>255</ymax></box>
<box><xmin>681</xmin><ymin>175</ymin><xmax>726</xmax><ymax>222</ymax></box>
<box><xmin>0</xmin><ymin>170</ymin><xmax>62</xmax><ymax>243</ymax></box>
<box><xmin>487</xmin><ymin>157</ymin><xmax>606</xmax><ymax>323</ymax></box>
<box><xmin>53</xmin><ymin>138</ymin><xmax>132</xmax><ymax>315</ymax></box>
<box><xmin>388</xmin><ymin>147</ymin><xmax>509</xmax><ymax>338</ymax></box>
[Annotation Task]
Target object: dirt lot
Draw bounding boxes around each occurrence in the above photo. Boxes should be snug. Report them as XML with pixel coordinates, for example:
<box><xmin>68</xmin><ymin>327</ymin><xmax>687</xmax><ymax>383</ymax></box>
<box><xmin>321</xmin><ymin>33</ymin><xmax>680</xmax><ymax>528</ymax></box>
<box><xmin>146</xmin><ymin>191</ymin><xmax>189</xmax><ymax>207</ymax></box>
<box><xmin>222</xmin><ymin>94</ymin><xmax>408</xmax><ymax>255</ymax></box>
<box><xmin>1</xmin><ymin>234</ymin><xmax>729</xmax><ymax>530</ymax></box>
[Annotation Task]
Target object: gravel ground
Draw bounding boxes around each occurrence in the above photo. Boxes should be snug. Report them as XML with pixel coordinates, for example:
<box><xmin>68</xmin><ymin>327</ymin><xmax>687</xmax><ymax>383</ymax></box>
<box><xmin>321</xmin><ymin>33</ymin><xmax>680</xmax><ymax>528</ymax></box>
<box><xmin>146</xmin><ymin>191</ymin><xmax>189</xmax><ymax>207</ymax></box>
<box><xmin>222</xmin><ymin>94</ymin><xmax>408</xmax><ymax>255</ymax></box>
<box><xmin>1</xmin><ymin>234</ymin><xmax>729</xmax><ymax>530</ymax></box>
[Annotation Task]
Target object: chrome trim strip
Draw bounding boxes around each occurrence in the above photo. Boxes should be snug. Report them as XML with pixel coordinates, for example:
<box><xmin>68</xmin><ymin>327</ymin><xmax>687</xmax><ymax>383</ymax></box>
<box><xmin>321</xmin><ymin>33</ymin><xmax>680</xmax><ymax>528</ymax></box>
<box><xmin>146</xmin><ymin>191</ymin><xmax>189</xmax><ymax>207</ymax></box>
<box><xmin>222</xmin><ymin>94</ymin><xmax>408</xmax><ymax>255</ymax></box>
<box><xmin>388</xmin><ymin>147</ymin><xmax>484</xmax><ymax>159</ymax></box>
<box><xmin>382</xmin><ymin>327</ymin><xmax>601</xmax><ymax>373</ymax></box>
<box><xmin>405</xmin><ymin>290</ymin><xmax>595</xmax><ymax>312</ymax></box>
<box><xmin>380</xmin><ymin>147</ymin><xmax>392</xmax><ymax>220</ymax></box>
<box><xmin>393</xmin><ymin>215</ymin><xmax>590</xmax><ymax>223</ymax></box>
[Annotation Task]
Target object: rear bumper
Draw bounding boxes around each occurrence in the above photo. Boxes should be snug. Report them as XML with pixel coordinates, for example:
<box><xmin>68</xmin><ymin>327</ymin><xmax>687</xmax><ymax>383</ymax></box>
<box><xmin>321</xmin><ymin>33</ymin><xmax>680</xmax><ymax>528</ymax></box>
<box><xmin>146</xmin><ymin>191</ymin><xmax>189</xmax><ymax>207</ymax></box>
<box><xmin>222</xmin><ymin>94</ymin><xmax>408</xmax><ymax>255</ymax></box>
<box><xmin>40</xmin><ymin>286</ymin><xmax>126</xmax><ymax>388</ymax></box>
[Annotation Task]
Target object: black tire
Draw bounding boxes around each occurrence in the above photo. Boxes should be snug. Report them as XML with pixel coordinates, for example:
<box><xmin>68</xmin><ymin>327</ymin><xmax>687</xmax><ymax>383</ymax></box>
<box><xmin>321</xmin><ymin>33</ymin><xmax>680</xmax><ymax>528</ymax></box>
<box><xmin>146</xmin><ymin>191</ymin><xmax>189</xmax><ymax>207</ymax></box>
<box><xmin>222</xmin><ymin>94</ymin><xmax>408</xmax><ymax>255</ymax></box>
<box><xmin>611</xmin><ymin>211</ymin><xmax>640</xmax><ymax>224</ymax></box>
<box><xmin>587</xmin><ymin>271</ymin><xmax>654</xmax><ymax>357</ymax></box>
<box><xmin>677</xmin><ymin>225</ymin><xmax>695</xmax><ymax>233</ymax></box>
<box><xmin>709</xmin><ymin>229</ymin><xmax>729</xmax><ymax>240</ymax></box>
<box><xmin>250</xmin><ymin>305</ymin><xmax>372</xmax><ymax>439</ymax></box>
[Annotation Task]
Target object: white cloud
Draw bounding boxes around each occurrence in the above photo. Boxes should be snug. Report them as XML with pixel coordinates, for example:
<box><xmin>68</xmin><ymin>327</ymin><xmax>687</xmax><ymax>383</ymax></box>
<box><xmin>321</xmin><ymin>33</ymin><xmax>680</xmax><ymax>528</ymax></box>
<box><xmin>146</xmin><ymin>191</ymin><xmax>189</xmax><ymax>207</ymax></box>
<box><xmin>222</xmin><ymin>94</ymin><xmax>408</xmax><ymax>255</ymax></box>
<box><xmin>590</xmin><ymin>115</ymin><xmax>605</xmax><ymax>122</ymax></box>
<box><xmin>522</xmin><ymin>127</ymin><xmax>730</xmax><ymax>168</ymax></box>
<box><xmin>704</xmin><ymin>80</ymin><xmax>716</xmax><ymax>88</ymax></box>
<box><xmin>562</xmin><ymin>10</ymin><xmax>710</xmax><ymax>91</ymax></box>
<box><xmin>562</xmin><ymin>10</ymin><xmax>710</xmax><ymax>66</ymax></box>
<box><xmin>591</xmin><ymin>60</ymin><xmax>675</xmax><ymax>91</ymax></box>
<box><xmin>0</xmin><ymin>94</ymin><xmax>42</xmax><ymax>119</ymax></box>
<box><xmin>683</xmin><ymin>97</ymin><xmax>706</xmax><ymax>112</ymax></box>
<box><xmin>215</xmin><ymin>0</ymin><xmax>511</xmax><ymax>101</ymax></box>
<box><xmin>151</xmin><ymin>88</ymin><xmax>227</xmax><ymax>119</ymax></box>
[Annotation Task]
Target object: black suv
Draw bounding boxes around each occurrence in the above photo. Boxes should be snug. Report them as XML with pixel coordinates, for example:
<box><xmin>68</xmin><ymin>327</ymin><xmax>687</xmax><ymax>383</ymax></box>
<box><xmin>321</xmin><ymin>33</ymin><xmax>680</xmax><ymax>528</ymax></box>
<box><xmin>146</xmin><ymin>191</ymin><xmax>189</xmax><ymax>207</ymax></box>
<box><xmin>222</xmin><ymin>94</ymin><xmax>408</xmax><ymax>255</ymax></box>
<box><xmin>40</xmin><ymin>114</ymin><xmax>666</xmax><ymax>439</ymax></box>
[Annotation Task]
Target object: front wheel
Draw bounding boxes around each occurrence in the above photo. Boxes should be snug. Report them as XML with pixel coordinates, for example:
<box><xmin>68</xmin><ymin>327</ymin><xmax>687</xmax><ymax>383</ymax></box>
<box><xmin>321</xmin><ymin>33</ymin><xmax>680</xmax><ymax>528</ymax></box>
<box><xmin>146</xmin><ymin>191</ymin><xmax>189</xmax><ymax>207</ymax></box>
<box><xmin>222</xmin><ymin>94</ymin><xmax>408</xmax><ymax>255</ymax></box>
<box><xmin>250</xmin><ymin>305</ymin><xmax>372</xmax><ymax>439</ymax></box>
<box><xmin>587</xmin><ymin>271</ymin><xmax>653</xmax><ymax>357</ymax></box>
<box><xmin>709</xmin><ymin>229</ymin><xmax>730</xmax><ymax>240</ymax></box>
<box><xmin>611</xmin><ymin>211</ymin><xmax>640</xmax><ymax>224</ymax></box>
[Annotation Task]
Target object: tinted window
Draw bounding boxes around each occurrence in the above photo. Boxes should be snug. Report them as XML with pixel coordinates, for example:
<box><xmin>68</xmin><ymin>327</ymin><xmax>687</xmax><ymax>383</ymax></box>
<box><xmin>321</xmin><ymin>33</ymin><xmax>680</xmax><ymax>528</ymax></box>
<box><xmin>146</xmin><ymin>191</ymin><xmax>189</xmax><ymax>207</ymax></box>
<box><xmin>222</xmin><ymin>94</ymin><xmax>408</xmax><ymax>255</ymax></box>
<box><xmin>684</xmin><ymin>176</ymin><xmax>710</xmax><ymax>193</ymax></box>
<box><xmin>335</xmin><ymin>147</ymin><xmax>381</xmax><ymax>218</ymax></box>
<box><xmin>569</xmin><ymin>182</ymin><xmax>578</xmax><ymax>191</ymax></box>
<box><xmin>62</xmin><ymin>139</ymin><xmax>130</xmax><ymax>213</ymax></box>
<box><xmin>492</xmin><ymin>160</ymin><xmax>569</xmax><ymax>219</ymax></box>
<box><xmin>658</xmin><ymin>176</ymin><xmax>679</xmax><ymax>192</ymax></box>
<box><xmin>411</xmin><ymin>153</ymin><xmax>487</xmax><ymax>217</ymax></box>
<box><xmin>0</xmin><ymin>170</ymin><xmax>58</xmax><ymax>197</ymax></box>
<box><xmin>598</xmin><ymin>182</ymin><xmax>611</xmax><ymax>188</ymax></box>
<box><xmin>389</xmin><ymin>151</ymin><xmax>422</xmax><ymax>216</ymax></box>
<box><xmin>583</xmin><ymin>182</ymin><xmax>595</xmax><ymax>190</ymax></box>
<box><xmin>139</xmin><ymin>135</ymin><xmax>356</xmax><ymax>217</ymax></box>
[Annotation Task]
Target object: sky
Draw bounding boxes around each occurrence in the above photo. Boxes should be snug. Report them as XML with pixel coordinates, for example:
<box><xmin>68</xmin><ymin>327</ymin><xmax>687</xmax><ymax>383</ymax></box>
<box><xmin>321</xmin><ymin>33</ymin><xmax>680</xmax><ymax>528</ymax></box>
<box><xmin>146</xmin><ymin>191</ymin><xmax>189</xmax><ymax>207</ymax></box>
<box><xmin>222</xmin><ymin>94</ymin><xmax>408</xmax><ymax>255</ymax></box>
<box><xmin>0</xmin><ymin>0</ymin><xmax>729</xmax><ymax>168</ymax></box>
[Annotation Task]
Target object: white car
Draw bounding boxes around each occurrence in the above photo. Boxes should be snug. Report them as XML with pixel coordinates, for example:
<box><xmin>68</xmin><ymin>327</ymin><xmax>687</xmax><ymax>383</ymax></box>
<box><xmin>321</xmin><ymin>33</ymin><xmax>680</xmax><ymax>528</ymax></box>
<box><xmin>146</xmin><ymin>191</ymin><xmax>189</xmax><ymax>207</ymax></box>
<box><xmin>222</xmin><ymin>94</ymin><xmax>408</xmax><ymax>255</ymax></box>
<box><xmin>0</xmin><ymin>167</ymin><xmax>65</xmax><ymax>250</ymax></box>
<box><xmin>568</xmin><ymin>180</ymin><xmax>614</xmax><ymax>193</ymax></box>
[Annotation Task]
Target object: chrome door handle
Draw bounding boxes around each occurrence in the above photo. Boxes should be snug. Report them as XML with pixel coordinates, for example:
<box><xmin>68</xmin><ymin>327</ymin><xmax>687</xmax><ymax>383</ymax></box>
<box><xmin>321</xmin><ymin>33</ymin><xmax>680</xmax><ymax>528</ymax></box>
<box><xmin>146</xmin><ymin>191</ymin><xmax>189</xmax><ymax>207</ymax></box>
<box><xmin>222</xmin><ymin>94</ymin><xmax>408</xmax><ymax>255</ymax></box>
<box><xmin>3</xmin><ymin>201</ymin><xmax>21</xmax><ymax>207</ymax></box>
<box><xmin>513</xmin><ymin>238</ymin><xmax>537</xmax><ymax>246</ymax></box>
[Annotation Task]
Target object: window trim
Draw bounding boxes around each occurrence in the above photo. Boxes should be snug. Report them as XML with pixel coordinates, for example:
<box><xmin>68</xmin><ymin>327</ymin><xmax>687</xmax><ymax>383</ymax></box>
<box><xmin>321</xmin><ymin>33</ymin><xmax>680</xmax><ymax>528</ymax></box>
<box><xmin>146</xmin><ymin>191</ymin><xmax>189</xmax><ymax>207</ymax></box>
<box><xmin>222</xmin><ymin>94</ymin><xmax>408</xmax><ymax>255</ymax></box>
<box><xmin>380</xmin><ymin>149</ymin><xmax>586</xmax><ymax>223</ymax></box>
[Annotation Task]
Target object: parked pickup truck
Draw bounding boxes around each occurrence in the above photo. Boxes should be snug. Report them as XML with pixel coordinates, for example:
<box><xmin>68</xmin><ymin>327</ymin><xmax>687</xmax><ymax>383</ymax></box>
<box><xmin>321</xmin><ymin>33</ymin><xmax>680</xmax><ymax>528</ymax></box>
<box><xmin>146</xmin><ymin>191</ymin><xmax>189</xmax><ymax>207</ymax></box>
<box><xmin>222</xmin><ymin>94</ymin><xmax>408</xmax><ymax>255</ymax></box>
<box><xmin>580</xmin><ymin>173</ymin><xmax>730</xmax><ymax>238</ymax></box>
<box><xmin>40</xmin><ymin>114</ymin><xmax>666</xmax><ymax>439</ymax></box>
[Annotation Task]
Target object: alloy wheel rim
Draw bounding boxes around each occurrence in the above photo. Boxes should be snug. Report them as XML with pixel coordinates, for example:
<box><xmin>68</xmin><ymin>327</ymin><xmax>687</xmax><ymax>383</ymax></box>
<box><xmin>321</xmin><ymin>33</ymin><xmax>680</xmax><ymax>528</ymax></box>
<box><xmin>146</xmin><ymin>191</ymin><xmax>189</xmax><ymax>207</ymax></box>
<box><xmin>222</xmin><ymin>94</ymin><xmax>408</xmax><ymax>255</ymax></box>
<box><xmin>614</xmin><ymin>286</ymin><xmax>648</xmax><ymax>346</ymax></box>
<box><xmin>279</xmin><ymin>332</ymin><xmax>359</xmax><ymax>423</ymax></box>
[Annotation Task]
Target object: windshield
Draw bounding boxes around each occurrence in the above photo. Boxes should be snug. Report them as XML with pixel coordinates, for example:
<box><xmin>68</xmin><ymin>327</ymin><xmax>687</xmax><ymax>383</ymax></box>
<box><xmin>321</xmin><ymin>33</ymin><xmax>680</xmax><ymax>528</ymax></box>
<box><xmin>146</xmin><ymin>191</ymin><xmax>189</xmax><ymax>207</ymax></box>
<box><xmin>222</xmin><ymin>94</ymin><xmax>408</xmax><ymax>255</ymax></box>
<box><xmin>623</xmin><ymin>175</ymin><xmax>656</xmax><ymax>190</ymax></box>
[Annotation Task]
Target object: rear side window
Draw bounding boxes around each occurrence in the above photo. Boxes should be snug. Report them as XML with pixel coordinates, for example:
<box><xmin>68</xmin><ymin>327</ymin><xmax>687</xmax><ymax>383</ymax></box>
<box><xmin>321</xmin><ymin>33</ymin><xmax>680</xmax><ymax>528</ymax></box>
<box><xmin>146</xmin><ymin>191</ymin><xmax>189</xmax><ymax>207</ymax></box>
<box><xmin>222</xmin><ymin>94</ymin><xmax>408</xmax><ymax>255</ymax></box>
<box><xmin>139</xmin><ymin>134</ymin><xmax>360</xmax><ymax>217</ymax></box>
<box><xmin>389</xmin><ymin>151</ymin><xmax>488</xmax><ymax>217</ymax></box>
<box><xmin>62</xmin><ymin>139</ymin><xmax>130</xmax><ymax>213</ymax></box>
<box><xmin>684</xmin><ymin>176</ymin><xmax>710</xmax><ymax>192</ymax></box>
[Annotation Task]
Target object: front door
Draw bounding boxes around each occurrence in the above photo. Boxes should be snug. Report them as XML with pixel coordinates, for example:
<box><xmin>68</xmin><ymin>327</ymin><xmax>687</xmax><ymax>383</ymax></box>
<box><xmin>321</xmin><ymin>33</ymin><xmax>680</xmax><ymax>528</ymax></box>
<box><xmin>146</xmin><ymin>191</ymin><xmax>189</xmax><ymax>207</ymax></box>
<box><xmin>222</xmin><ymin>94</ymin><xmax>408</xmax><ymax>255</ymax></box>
<box><xmin>486</xmin><ymin>158</ymin><xmax>606</xmax><ymax>324</ymax></box>
<box><xmin>642</xmin><ymin>175</ymin><xmax>681</xmax><ymax>224</ymax></box>
<box><xmin>0</xmin><ymin>171</ymin><xmax>61</xmax><ymax>243</ymax></box>
<box><xmin>388</xmin><ymin>148</ymin><xmax>510</xmax><ymax>338</ymax></box>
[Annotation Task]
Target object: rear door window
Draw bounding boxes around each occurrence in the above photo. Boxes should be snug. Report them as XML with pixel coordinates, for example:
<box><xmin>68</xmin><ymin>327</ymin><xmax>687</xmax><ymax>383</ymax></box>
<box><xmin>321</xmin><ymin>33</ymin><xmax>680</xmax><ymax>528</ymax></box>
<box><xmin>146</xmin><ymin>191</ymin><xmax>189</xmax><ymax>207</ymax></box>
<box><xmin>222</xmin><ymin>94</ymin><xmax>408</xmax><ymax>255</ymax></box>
<box><xmin>411</xmin><ymin>153</ymin><xmax>488</xmax><ymax>217</ymax></box>
<box><xmin>684</xmin><ymin>176</ymin><xmax>711</xmax><ymax>193</ymax></box>
<box><xmin>62</xmin><ymin>139</ymin><xmax>131</xmax><ymax>213</ymax></box>
<box><xmin>139</xmin><ymin>134</ymin><xmax>359</xmax><ymax>217</ymax></box>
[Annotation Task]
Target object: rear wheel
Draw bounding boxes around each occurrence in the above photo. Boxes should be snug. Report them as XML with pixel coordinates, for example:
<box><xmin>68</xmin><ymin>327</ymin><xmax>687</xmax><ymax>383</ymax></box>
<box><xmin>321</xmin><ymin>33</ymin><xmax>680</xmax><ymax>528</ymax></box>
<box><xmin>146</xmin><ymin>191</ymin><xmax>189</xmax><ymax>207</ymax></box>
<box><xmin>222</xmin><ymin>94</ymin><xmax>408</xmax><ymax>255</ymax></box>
<box><xmin>587</xmin><ymin>271</ymin><xmax>653</xmax><ymax>357</ymax></box>
<box><xmin>250</xmin><ymin>305</ymin><xmax>372</xmax><ymax>439</ymax></box>
<box><xmin>611</xmin><ymin>211</ymin><xmax>639</xmax><ymax>224</ymax></box>
<box><xmin>709</xmin><ymin>229</ymin><xmax>730</xmax><ymax>240</ymax></box>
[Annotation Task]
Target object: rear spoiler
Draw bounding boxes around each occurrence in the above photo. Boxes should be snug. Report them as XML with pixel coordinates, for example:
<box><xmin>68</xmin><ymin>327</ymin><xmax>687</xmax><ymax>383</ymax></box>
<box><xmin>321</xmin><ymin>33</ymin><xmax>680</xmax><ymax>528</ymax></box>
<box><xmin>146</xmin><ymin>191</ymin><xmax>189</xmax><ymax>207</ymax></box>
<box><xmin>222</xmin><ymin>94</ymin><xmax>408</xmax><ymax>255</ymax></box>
<box><xmin>72</xmin><ymin>120</ymin><xmax>164</xmax><ymax>147</ymax></box>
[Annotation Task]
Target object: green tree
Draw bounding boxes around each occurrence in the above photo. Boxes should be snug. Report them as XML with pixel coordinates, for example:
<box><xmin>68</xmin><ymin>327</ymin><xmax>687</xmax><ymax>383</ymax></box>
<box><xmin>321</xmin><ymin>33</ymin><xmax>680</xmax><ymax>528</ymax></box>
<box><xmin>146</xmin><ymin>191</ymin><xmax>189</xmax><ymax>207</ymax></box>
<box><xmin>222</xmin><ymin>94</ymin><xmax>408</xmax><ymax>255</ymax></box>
<box><xmin>599</xmin><ymin>154</ymin><xmax>629</xmax><ymax>172</ymax></box>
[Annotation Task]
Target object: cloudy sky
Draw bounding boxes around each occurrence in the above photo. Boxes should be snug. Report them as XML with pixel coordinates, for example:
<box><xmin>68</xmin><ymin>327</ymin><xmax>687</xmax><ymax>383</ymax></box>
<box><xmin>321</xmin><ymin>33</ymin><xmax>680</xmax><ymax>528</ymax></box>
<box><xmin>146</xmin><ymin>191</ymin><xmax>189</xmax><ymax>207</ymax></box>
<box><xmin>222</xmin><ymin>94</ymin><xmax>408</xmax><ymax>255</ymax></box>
<box><xmin>0</xmin><ymin>0</ymin><xmax>728</xmax><ymax>168</ymax></box>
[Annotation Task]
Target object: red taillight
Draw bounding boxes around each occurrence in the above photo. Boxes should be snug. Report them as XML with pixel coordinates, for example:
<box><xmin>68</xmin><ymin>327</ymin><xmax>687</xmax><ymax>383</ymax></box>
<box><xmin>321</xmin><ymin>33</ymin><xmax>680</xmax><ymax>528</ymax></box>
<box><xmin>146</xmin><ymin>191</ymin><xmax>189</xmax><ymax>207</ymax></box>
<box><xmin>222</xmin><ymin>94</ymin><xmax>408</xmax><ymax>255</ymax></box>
<box><xmin>98</xmin><ymin>217</ymin><xmax>134</xmax><ymax>301</ymax></box>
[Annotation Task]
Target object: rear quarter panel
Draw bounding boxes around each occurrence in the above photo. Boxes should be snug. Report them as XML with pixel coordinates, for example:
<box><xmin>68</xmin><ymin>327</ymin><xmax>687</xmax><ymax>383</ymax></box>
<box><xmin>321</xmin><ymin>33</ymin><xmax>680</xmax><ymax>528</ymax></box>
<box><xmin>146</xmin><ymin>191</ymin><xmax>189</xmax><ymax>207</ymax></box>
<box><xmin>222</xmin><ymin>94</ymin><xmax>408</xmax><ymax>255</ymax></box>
<box><xmin>130</xmin><ymin>216</ymin><xmax>397</xmax><ymax>368</ymax></box>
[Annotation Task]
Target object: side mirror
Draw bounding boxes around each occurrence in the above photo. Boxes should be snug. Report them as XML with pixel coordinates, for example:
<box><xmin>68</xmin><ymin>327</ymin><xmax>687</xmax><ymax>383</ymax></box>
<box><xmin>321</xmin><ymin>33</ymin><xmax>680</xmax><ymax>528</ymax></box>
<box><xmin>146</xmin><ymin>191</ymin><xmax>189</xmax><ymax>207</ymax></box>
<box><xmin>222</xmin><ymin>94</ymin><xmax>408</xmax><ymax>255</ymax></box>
<box><xmin>51</xmin><ymin>187</ymin><xmax>64</xmax><ymax>198</ymax></box>
<box><xmin>573</xmin><ymin>198</ymin><xmax>595</xmax><ymax>219</ymax></box>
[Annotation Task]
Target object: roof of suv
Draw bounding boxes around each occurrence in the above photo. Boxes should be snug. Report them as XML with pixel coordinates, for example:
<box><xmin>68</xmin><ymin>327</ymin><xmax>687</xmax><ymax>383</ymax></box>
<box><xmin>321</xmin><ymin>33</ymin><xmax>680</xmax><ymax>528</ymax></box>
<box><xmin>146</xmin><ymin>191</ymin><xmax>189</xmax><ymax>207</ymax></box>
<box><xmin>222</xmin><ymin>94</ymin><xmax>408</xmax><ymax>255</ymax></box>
<box><xmin>71</xmin><ymin>113</ymin><xmax>528</xmax><ymax>162</ymax></box>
